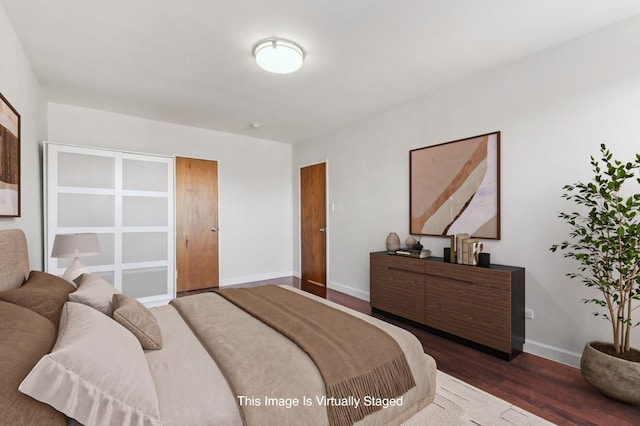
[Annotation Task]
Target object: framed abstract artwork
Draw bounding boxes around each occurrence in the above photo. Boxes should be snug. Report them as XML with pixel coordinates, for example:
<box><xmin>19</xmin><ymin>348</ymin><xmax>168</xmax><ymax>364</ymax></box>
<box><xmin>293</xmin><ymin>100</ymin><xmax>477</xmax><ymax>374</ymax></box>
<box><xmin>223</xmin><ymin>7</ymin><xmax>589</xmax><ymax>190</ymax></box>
<box><xmin>0</xmin><ymin>92</ymin><xmax>20</xmax><ymax>217</ymax></box>
<box><xmin>410</xmin><ymin>131</ymin><xmax>500</xmax><ymax>239</ymax></box>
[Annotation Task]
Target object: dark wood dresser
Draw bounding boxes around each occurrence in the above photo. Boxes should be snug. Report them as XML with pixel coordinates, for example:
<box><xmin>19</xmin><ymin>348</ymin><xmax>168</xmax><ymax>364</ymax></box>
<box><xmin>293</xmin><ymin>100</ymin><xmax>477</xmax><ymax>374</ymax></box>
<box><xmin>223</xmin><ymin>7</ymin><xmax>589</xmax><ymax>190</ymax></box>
<box><xmin>370</xmin><ymin>251</ymin><xmax>525</xmax><ymax>360</ymax></box>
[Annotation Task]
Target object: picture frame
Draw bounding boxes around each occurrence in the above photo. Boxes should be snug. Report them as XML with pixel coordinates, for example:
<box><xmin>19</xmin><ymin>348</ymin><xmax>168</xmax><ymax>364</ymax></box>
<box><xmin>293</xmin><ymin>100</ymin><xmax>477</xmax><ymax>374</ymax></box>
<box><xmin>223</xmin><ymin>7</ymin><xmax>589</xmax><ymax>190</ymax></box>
<box><xmin>410</xmin><ymin>131</ymin><xmax>500</xmax><ymax>239</ymax></box>
<box><xmin>0</xmin><ymin>92</ymin><xmax>21</xmax><ymax>217</ymax></box>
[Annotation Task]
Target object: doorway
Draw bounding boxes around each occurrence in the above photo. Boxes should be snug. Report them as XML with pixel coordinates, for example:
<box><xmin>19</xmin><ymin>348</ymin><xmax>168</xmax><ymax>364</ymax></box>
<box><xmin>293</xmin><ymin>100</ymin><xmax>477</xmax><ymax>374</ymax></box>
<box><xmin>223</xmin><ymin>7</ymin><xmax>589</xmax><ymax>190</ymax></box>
<box><xmin>175</xmin><ymin>157</ymin><xmax>219</xmax><ymax>293</ymax></box>
<box><xmin>300</xmin><ymin>162</ymin><xmax>327</xmax><ymax>297</ymax></box>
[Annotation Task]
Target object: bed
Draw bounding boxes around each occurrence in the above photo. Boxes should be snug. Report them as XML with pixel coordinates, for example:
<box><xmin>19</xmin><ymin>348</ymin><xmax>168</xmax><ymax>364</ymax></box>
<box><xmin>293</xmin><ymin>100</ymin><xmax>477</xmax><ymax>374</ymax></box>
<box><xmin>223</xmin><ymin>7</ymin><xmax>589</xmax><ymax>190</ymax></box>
<box><xmin>0</xmin><ymin>228</ymin><xmax>436</xmax><ymax>425</ymax></box>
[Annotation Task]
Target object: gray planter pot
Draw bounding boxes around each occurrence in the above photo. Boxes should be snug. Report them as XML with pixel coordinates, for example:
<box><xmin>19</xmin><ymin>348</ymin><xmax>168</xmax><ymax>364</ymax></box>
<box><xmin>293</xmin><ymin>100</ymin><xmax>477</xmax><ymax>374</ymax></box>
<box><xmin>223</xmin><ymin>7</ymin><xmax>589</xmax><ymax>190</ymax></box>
<box><xmin>580</xmin><ymin>341</ymin><xmax>640</xmax><ymax>405</ymax></box>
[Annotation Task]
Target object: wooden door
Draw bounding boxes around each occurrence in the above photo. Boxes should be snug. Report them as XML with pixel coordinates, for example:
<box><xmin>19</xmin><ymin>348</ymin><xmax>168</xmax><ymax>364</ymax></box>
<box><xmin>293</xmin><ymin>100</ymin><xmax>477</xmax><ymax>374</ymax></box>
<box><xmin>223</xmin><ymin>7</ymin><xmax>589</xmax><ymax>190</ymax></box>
<box><xmin>300</xmin><ymin>162</ymin><xmax>327</xmax><ymax>297</ymax></box>
<box><xmin>175</xmin><ymin>157</ymin><xmax>219</xmax><ymax>292</ymax></box>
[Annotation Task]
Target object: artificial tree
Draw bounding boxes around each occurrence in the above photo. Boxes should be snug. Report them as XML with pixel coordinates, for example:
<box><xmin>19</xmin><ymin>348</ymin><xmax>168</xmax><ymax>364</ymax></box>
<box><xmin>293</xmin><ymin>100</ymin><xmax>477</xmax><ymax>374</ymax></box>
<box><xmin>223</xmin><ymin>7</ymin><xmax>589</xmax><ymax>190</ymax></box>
<box><xmin>551</xmin><ymin>143</ymin><xmax>640</xmax><ymax>358</ymax></box>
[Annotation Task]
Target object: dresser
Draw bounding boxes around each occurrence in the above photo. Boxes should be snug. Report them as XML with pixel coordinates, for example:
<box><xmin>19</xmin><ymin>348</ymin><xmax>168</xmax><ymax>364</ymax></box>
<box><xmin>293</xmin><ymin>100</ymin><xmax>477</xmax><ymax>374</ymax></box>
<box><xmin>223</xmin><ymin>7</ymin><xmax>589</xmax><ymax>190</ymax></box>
<box><xmin>370</xmin><ymin>251</ymin><xmax>525</xmax><ymax>360</ymax></box>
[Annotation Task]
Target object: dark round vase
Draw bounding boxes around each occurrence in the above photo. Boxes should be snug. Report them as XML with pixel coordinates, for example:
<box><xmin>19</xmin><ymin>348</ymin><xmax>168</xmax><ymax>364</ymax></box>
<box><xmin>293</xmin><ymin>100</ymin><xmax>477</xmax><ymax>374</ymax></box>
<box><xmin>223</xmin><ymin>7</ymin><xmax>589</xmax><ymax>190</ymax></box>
<box><xmin>580</xmin><ymin>341</ymin><xmax>640</xmax><ymax>405</ymax></box>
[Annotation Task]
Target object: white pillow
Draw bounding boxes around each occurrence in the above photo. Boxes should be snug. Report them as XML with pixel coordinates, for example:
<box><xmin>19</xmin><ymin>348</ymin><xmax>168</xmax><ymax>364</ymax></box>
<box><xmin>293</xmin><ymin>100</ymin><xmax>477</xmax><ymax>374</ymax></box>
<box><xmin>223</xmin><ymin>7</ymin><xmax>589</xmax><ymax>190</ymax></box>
<box><xmin>70</xmin><ymin>273</ymin><xmax>120</xmax><ymax>315</ymax></box>
<box><xmin>19</xmin><ymin>302</ymin><xmax>162</xmax><ymax>426</ymax></box>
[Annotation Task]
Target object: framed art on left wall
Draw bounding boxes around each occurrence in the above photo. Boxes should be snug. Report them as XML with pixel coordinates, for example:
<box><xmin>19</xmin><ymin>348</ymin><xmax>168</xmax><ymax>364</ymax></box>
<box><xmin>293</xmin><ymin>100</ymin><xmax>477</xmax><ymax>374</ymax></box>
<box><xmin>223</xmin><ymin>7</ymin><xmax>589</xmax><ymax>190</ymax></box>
<box><xmin>0</xmin><ymin>92</ymin><xmax>20</xmax><ymax>217</ymax></box>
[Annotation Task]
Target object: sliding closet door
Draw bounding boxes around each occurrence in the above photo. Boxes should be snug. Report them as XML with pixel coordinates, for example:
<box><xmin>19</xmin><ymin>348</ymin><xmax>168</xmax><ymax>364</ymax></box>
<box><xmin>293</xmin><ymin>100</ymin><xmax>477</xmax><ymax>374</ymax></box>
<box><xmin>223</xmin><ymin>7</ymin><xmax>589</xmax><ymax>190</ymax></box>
<box><xmin>44</xmin><ymin>142</ymin><xmax>175</xmax><ymax>306</ymax></box>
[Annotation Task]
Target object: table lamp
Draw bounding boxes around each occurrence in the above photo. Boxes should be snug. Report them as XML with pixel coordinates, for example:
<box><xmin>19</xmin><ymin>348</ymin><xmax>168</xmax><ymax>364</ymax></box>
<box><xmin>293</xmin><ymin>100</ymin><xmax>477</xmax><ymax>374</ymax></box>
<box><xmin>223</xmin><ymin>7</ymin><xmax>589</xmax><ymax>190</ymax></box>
<box><xmin>51</xmin><ymin>233</ymin><xmax>100</xmax><ymax>282</ymax></box>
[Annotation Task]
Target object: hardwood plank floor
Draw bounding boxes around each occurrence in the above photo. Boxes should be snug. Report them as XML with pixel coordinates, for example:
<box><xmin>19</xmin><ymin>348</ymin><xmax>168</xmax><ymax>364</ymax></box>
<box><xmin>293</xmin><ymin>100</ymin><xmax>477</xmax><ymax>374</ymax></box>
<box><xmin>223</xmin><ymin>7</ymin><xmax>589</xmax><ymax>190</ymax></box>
<box><xmin>205</xmin><ymin>277</ymin><xmax>639</xmax><ymax>425</ymax></box>
<box><xmin>372</xmin><ymin>312</ymin><xmax>639</xmax><ymax>425</ymax></box>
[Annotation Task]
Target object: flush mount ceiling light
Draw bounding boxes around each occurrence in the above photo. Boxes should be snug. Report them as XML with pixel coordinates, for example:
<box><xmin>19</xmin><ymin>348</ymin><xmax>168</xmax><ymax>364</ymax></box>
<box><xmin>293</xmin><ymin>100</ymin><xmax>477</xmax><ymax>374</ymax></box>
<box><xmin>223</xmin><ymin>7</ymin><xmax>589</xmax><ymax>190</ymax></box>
<box><xmin>253</xmin><ymin>38</ymin><xmax>305</xmax><ymax>74</ymax></box>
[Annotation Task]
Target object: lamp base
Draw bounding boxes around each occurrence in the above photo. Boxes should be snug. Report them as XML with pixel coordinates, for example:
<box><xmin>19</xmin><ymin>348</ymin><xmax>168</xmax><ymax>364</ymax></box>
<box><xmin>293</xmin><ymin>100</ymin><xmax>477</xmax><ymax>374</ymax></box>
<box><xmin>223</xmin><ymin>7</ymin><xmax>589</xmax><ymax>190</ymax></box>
<box><xmin>63</xmin><ymin>257</ymin><xmax>90</xmax><ymax>283</ymax></box>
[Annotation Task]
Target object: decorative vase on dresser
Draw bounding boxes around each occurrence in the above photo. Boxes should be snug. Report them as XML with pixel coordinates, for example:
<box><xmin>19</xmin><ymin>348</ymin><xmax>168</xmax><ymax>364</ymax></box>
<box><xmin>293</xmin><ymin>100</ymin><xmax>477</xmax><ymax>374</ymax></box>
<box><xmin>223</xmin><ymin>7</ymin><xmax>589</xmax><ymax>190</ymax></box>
<box><xmin>405</xmin><ymin>236</ymin><xmax>417</xmax><ymax>249</ymax></box>
<box><xmin>385</xmin><ymin>233</ymin><xmax>401</xmax><ymax>253</ymax></box>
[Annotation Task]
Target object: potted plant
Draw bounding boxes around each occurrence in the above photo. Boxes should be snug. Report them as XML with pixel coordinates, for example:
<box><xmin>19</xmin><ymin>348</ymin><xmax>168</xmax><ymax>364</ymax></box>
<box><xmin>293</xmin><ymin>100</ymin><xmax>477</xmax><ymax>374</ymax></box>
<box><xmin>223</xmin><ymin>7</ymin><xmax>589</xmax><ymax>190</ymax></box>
<box><xmin>550</xmin><ymin>143</ymin><xmax>640</xmax><ymax>405</ymax></box>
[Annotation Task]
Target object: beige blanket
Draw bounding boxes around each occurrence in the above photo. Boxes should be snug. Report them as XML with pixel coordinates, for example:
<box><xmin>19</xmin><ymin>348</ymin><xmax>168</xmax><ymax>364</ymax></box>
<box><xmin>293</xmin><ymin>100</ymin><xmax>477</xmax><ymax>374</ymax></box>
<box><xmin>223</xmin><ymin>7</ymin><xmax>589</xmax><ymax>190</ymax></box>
<box><xmin>215</xmin><ymin>285</ymin><xmax>416</xmax><ymax>426</ymax></box>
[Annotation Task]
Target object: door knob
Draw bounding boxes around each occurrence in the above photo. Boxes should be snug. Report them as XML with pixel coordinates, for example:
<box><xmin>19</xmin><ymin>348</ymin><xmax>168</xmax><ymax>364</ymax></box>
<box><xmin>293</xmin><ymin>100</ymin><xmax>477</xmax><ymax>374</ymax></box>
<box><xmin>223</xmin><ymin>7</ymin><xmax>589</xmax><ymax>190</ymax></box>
<box><xmin>211</xmin><ymin>226</ymin><xmax>218</xmax><ymax>232</ymax></box>
<box><xmin>320</xmin><ymin>227</ymin><xmax>326</xmax><ymax>233</ymax></box>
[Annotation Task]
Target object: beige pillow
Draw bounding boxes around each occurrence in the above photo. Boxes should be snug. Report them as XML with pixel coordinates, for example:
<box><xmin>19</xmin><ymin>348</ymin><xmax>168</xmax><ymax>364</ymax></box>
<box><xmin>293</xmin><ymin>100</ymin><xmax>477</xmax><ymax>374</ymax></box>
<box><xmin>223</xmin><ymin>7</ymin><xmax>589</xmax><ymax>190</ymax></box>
<box><xmin>19</xmin><ymin>302</ymin><xmax>162</xmax><ymax>426</ymax></box>
<box><xmin>70</xmin><ymin>273</ymin><xmax>120</xmax><ymax>315</ymax></box>
<box><xmin>112</xmin><ymin>294</ymin><xmax>163</xmax><ymax>350</ymax></box>
<box><xmin>0</xmin><ymin>301</ymin><xmax>66</xmax><ymax>425</ymax></box>
<box><xmin>0</xmin><ymin>270</ymin><xmax>76</xmax><ymax>324</ymax></box>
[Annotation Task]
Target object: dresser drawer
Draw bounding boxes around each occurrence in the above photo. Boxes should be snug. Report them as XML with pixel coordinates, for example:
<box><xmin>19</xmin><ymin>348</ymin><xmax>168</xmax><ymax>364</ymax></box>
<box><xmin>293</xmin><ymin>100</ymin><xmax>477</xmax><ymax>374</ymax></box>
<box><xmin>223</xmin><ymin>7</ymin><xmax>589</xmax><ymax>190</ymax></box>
<box><xmin>370</xmin><ymin>252</ymin><xmax>425</xmax><ymax>274</ymax></box>
<box><xmin>370</xmin><ymin>265</ymin><xmax>426</xmax><ymax>324</ymax></box>
<box><xmin>425</xmin><ymin>261</ymin><xmax>510</xmax><ymax>288</ymax></box>
<box><xmin>425</xmin><ymin>274</ymin><xmax>511</xmax><ymax>353</ymax></box>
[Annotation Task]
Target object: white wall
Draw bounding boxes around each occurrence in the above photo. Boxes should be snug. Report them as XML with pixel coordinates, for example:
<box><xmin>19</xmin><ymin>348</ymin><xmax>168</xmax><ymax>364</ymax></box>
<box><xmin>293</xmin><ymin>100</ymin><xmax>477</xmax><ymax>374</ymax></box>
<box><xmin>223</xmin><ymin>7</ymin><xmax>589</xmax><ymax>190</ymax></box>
<box><xmin>47</xmin><ymin>103</ymin><xmax>293</xmax><ymax>286</ymax></box>
<box><xmin>293</xmin><ymin>14</ymin><xmax>640</xmax><ymax>366</ymax></box>
<box><xmin>0</xmin><ymin>6</ymin><xmax>48</xmax><ymax>270</ymax></box>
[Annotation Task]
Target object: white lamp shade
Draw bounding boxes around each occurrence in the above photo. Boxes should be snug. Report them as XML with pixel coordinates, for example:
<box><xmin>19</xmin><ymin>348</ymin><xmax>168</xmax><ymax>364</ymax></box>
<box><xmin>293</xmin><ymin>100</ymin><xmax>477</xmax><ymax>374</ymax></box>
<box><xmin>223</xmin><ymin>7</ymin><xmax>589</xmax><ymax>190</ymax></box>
<box><xmin>51</xmin><ymin>233</ymin><xmax>100</xmax><ymax>258</ymax></box>
<box><xmin>254</xmin><ymin>38</ymin><xmax>304</xmax><ymax>74</ymax></box>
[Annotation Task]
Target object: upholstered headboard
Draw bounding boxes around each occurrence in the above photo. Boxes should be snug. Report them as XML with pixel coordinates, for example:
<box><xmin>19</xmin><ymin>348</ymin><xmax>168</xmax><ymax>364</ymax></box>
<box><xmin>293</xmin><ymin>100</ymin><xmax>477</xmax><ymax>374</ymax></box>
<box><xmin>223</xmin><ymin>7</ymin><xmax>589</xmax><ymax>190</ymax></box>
<box><xmin>0</xmin><ymin>229</ymin><xmax>30</xmax><ymax>291</ymax></box>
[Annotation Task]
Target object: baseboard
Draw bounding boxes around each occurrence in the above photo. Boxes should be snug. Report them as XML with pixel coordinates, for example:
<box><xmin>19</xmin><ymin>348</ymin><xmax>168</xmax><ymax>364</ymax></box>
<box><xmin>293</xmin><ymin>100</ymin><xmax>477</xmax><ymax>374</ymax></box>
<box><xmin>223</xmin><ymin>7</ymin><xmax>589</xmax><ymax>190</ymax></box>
<box><xmin>328</xmin><ymin>281</ymin><xmax>370</xmax><ymax>302</ymax></box>
<box><xmin>220</xmin><ymin>270</ymin><xmax>295</xmax><ymax>287</ymax></box>
<box><xmin>141</xmin><ymin>295</ymin><xmax>173</xmax><ymax>307</ymax></box>
<box><xmin>289</xmin><ymin>274</ymin><xmax>371</xmax><ymax>302</ymax></box>
<box><xmin>524</xmin><ymin>339</ymin><xmax>581</xmax><ymax>368</ymax></box>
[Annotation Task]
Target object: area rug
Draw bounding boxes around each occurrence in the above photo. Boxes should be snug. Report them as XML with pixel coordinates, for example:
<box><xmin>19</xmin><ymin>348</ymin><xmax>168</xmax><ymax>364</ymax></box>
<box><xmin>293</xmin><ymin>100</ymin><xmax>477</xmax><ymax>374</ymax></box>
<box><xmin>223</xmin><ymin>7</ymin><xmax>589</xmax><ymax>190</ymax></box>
<box><xmin>403</xmin><ymin>370</ymin><xmax>555</xmax><ymax>425</ymax></box>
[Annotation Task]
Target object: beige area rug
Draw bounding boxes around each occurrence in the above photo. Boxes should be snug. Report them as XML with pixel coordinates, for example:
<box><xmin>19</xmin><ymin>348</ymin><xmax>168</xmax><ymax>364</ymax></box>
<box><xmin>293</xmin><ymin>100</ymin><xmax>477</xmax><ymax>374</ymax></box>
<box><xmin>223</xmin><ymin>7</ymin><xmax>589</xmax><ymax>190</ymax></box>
<box><xmin>403</xmin><ymin>370</ymin><xmax>555</xmax><ymax>425</ymax></box>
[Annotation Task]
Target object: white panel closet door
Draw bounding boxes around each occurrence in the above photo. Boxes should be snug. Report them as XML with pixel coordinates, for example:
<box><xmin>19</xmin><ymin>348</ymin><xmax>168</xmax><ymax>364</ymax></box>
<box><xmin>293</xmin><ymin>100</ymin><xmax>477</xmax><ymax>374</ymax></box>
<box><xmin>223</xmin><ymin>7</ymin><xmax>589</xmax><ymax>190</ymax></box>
<box><xmin>44</xmin><ymin>142</ymin><xmax>175</xmax><ymax>306</ymax></box>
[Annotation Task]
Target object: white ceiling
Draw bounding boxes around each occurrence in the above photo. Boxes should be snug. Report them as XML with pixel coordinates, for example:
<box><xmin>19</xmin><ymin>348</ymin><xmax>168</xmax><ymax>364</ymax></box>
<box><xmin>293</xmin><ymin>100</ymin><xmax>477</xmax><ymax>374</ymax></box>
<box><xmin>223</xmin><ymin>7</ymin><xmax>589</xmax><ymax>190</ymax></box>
<box><xmin>3</xmin><ymin>1</ymin><xmax>640</xmax><ymax>143</ymax></box>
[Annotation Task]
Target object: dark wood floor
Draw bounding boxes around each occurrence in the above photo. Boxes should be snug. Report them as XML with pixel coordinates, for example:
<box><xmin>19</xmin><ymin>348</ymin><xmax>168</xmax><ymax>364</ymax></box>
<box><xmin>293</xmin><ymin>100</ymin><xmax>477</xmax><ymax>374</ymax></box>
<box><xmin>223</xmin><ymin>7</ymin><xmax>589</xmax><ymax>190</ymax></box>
<box><xmin>201</xmin><ymin>277</ymin><xmax>640</xmax><ymax>425</ymax></box>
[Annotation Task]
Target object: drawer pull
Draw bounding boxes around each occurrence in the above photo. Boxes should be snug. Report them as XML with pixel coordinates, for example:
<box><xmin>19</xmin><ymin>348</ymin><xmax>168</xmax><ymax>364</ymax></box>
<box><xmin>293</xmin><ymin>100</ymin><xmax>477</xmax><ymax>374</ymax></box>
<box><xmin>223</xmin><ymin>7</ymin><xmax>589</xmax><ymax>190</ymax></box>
<box><xmin>388</xmin><ymin>267</ymin><xmax>424</xmax><ymax>275</ymax></box>
<box><xmin>425</xmin><ymin>273</ymin><xmax>474</xmax><ymax>286</ymax></box>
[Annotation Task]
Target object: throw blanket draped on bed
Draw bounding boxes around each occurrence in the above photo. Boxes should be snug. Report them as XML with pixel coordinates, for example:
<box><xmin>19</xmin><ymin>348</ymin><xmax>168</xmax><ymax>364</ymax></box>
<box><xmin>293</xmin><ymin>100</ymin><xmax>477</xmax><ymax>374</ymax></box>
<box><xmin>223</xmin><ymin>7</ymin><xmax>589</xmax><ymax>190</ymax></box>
<box><xmin>215</xmin><ymin>285</ymin><xmax>416</xmax><ymax>426</ymax></box>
